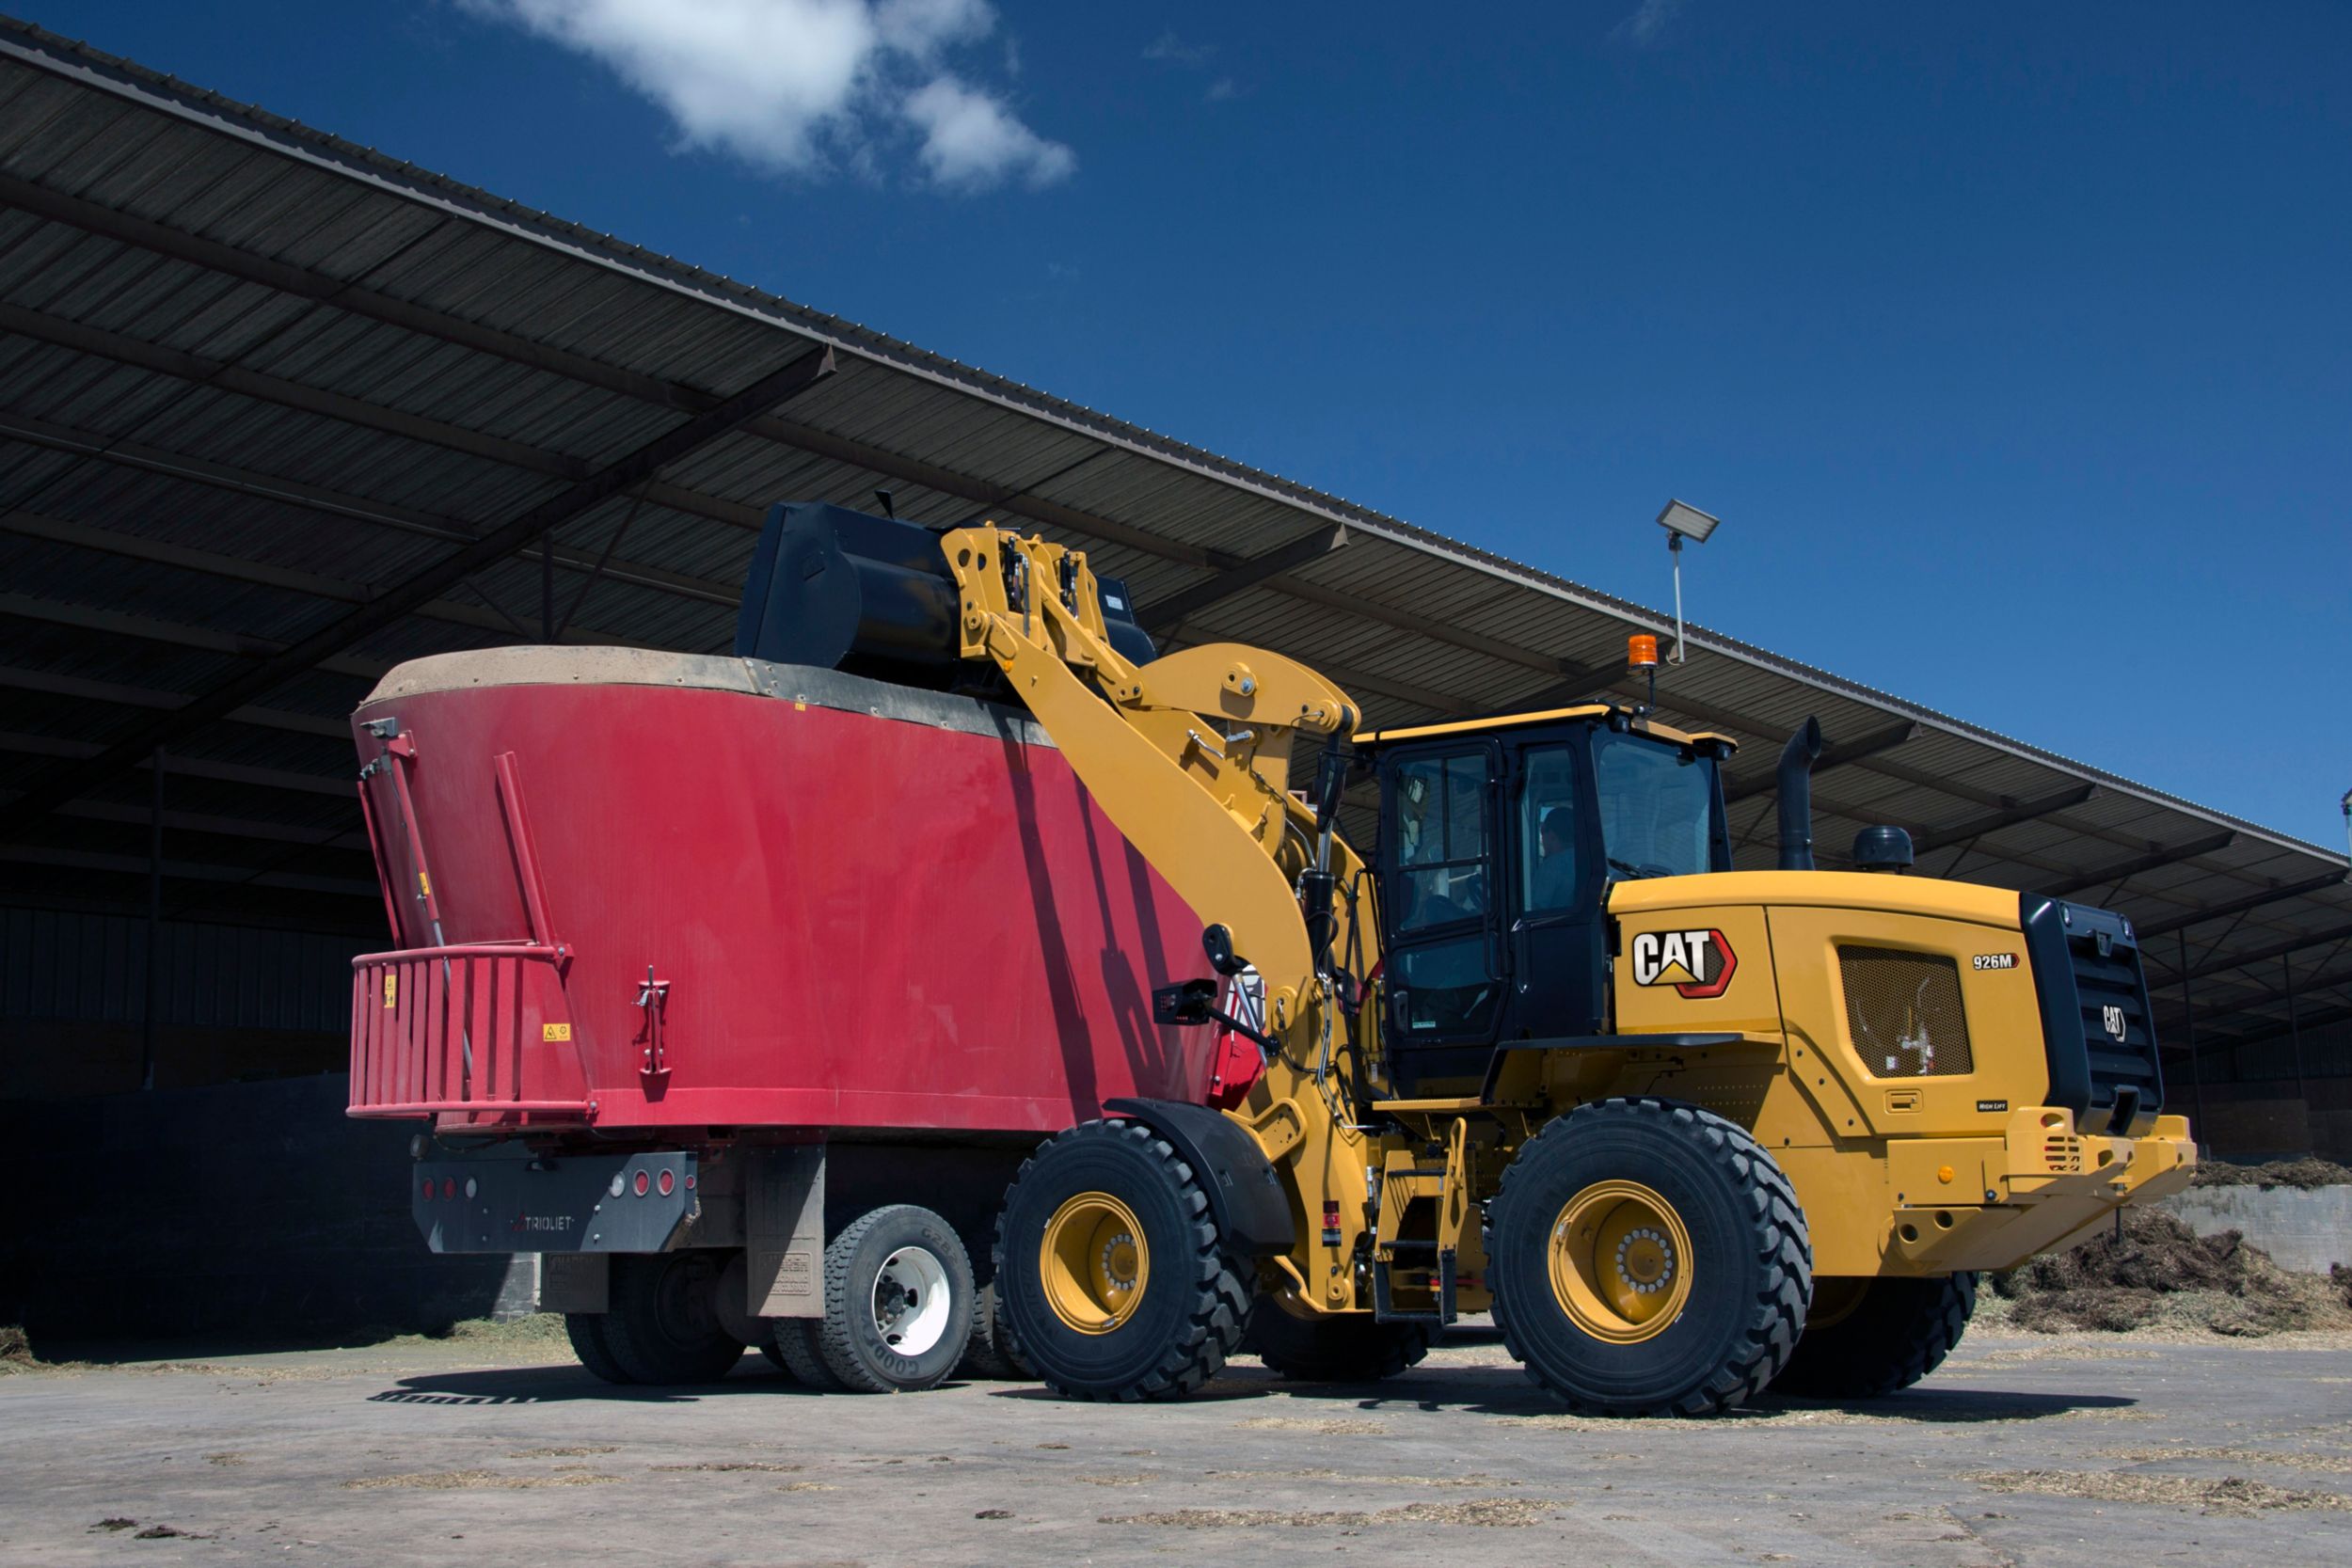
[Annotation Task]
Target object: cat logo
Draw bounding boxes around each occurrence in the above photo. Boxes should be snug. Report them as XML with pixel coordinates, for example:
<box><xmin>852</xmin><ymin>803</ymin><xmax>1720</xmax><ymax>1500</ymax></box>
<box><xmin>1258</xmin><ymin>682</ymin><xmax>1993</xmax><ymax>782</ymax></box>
<box><xmin>2101</xmin><ymin>1005</ymin><xmax>2128</xmax><ymax>1041</ymax></box>
<box><xmin>1629</xmin><ymin>927</ymin><xmax>1738</xmax><ymax>999</ymax></box>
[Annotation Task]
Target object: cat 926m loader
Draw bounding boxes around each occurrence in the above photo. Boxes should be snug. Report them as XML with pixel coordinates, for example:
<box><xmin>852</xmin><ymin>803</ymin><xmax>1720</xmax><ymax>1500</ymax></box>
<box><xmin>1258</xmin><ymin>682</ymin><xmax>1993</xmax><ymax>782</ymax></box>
<box><xmin>351</xmin><ymin>501</ymin><xmax>2194</xmax><ymax>1413</ymax></box>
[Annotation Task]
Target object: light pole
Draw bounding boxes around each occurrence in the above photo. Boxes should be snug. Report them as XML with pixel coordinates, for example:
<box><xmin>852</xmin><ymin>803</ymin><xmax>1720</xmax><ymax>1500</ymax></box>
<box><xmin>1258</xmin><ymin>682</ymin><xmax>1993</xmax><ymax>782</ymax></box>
<box><xmin>1655</xmin><ymin>499</ymin><xmax>1722</xmax><ymax>664</ymax></box>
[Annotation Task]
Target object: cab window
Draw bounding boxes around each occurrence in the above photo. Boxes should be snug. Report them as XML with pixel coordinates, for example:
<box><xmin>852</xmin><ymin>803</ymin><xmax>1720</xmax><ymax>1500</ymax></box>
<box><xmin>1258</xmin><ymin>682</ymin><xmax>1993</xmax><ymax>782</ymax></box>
<box><xmin>1592</xmin><ymin>731</ymin><xmax>1716</xmax><ymax>880</ymax></box>
<box><xmin>1518</xmin><ymin>746</ymin><xmax>1583</xmax><ymax>910</ymax></box>
<box><xmin>1391</xmin><ymin>752</ymin><xmax>1489</xmax><ymax>931</ymax></box>
<box><xmin>1385</xmin><ymin>749</ymin><xmax>1499</xmax><ymax>1038</ymax></box>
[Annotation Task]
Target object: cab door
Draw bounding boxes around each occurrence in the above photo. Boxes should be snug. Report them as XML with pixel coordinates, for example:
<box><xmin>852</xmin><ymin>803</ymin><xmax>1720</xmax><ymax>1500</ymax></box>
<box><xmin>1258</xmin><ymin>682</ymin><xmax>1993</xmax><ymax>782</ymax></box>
<box><xmin>1501</xmin><ymin>736</ymin><xmax>1608</xmax><ymax>1040</ymax></box>
<box><xmin>1377</xmin><ymin>742</ymin><xmax>1505</xmax><ymax>1085</ymax></box>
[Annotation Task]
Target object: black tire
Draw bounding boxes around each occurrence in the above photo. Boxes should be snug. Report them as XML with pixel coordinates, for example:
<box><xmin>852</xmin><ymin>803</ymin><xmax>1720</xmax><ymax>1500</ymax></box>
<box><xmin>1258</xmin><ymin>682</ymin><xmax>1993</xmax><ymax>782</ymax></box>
<box><xmin>993</xmin><ymin>1119</ymin><xmax>1252</xmax><ymax>1402</ymax></box>
<box><xmin>768</xmin><ymin>1318</ymin><xmax>845</xmax><ymax>1390</ymax></box>
<box><xmin>757</xmin><ymin>1334</ymin><xmax>797</xmax><ymax>1379</ymax></box>
<box><xmin>1486</xmin><ymin>1098</ymin><xmax>1810</xmax><ymax>1418</ymax></box>
<box><xmin>1245</xmin><ymin>1301</ymin><xmax>1431</xmax><ymax>1383</ymax></box>
<box><xmin>1771</xmin><ymin>1272</ymin><xmax>1977</xmax><ymax>1399</ymax></box>
<box><xmin>815</xmin><ymin>1205</ymin><xmax>975</xmax><ymax>1394</ymax></box>
<box><xmin>564</xmin><ymin>1312</ymin><xmax>633</xmax><ymax>1385</ymax></box>
<box><xmin>957</xmin><ymin>1280</ymin><xmax>1032</xmax><ymax>1381</ymax></box>
<box><xmin>599</xmin><ymin>1252</ymin><xmax>747</xmax><ymax>1386</ymax></box>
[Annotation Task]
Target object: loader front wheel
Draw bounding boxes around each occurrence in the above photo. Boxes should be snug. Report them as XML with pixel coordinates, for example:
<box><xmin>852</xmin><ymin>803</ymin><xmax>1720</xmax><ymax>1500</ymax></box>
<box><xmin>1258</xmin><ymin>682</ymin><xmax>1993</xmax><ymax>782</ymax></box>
<box><xmin>1770</xmin><ymin>1272</ymin><xmax>1977</xmax><ymax>1399</ymax></box>
<box><xmin>993</xmin><ymin>1119</ymin><xmax>1251</xmax><ymax>1401</ymax></box>
<box><xmin>1487</xmin><ymin>1099</ymin><xmax>1811</xmax><ymax>1417</ymax></box>
<box><xmin>1245</xmin><ymin>1300</ymin><xmax>1431</xmax><ymax>1383</ymax></box>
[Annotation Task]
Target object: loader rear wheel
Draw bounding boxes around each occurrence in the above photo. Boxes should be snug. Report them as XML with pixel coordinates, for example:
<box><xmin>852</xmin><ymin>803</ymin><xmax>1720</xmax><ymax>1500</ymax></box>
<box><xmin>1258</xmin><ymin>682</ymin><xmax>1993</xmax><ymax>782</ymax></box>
<box><xmin>1245</xmin><ymin>1301</ymin><xmax>1432</xmax><ymax>1383</ymax></box>
<box><xmin>564</xmin><ymin>1312</ymin><xmax>633</xmax><ymax>1386</ymax></box>
<box><xmin>815</xmin><ymin>1205</ymin><xmax>975</xmax><ymax>1393</ymax></box>
<box><xmin>993</xmin><ymin>1119</ymin><xmax>1251</xmax><ymax>1402</ymax></box>
<box><xmin>1771</xmin><ymin>1272</ymin><xmax>1977</xmax><ymax>1399</ymax></box>
<box><xmin>600</xmin><ymin>1252</ymin><xmax>748</xmax><ymax>1385</ymax></box>
<box><xmin>1487</xmin><ymin>1099</ymin><xmax>1810</xmax><ymax>1418</ymax></box>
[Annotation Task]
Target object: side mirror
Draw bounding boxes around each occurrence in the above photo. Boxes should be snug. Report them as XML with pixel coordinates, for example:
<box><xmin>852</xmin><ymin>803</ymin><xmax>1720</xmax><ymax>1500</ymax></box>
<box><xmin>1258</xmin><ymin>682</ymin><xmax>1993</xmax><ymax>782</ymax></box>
<box><xmin>1202</xmin><ymin>924</ymin><xmax>1248</xmax><ymax>978</ymax></box>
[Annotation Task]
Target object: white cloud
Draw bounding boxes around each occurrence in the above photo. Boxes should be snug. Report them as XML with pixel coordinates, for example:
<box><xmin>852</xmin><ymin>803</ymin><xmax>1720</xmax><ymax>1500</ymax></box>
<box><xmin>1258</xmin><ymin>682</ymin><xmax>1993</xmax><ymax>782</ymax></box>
<box><xmin>464</xmin><ymin>0</ymin><xmax>1073</xmax><ymax>190</ymax></box>
<box><xmin>1142</xmin><ymin>28</ymin><xmax>1215</xmax><ymax>68</ymax></box>
<box><xmin>1611</xmin><ymin>0</ymin><xmax>1687</xmax><ymax>47</ymax></box>
<box><xmin>903</xmin><ymin>74</ymin><xmax>1076</xmax><ymax>189</ymax></box>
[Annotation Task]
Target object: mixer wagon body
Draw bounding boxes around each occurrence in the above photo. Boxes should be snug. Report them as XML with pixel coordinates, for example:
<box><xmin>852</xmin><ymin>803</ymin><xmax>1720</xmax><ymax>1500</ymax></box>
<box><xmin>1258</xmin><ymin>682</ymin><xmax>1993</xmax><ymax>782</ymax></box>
<box><xmin>347</xmin><ymin>644</ymin><xmax>1211</xmax><ymax>1135</ymax></box>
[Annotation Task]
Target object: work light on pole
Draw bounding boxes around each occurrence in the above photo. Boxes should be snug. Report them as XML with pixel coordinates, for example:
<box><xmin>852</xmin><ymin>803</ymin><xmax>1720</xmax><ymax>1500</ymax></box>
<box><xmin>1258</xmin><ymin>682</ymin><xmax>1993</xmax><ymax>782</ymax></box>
<box><xmin>1655</xmin><ymin>499</ymin><xmax>1722</xmax><ymax>665</ymax></box>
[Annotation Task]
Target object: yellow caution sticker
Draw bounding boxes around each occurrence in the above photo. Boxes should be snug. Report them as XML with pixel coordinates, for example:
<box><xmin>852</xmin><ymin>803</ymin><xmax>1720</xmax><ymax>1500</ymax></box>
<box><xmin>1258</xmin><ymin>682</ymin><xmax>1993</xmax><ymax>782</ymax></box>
<box><xmin>543</xmin><ymin>1022</ymin><xmax>572</xmax><ymax>1042</ymax></box>
<box><xmin>382</xmin><ymin>974</ymin><xmax>398</xmax><ymax>1008</ymax></box>
<box><xmin>418</xmin><ymin>871</ymin><xmax>432</xmax><ymax>897</ymax></box>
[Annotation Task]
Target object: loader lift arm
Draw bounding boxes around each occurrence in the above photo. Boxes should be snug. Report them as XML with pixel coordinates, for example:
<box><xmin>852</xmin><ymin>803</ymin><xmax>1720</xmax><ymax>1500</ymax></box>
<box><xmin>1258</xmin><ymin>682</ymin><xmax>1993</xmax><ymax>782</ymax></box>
<box><xmin>942</xmin><ymin>526</ymin><xmax>1358</xmax><ymax>1033</ymax></box>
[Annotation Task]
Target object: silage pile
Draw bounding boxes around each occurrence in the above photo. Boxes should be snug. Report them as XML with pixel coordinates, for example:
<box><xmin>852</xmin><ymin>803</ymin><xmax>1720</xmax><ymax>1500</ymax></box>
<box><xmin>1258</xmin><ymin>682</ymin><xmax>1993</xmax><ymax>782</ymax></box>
<box><xmin>1988</xmin><ymin>1209</ymin><xmax>2352</xmax><ymax>1336</ymax></box>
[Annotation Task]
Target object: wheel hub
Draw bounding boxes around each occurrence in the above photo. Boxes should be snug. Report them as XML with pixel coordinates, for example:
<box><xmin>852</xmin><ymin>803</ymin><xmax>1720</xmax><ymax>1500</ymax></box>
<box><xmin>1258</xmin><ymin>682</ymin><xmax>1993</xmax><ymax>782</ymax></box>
<box><xmin>1041</xmin><ymin>1192</ymin><xmax>1152</xmax><ymax>1336</ymax></box>
<box><xmin>867</xmin><ymin>1245</ymin><xmax>952</xmax><ymax>1356</ymax></box>
<box><xmin>1548</xmin><ymin>1180</ymin><xmax>1695</xmax><ymax>1344</ymax></box>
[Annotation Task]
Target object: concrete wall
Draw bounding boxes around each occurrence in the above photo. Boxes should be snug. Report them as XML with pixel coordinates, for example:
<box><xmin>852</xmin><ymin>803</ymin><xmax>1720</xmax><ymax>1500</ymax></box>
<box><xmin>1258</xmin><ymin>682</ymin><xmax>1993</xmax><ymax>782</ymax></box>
<box><xmin>0</xmin><ymin>1073</ymin><xmax>531</xmax><ymax>1343</ymax></box>
<box><xmin>2158</xmin><ymin>1185</ymin><xmax>2352</xmax><ymax>1275</ymax></box>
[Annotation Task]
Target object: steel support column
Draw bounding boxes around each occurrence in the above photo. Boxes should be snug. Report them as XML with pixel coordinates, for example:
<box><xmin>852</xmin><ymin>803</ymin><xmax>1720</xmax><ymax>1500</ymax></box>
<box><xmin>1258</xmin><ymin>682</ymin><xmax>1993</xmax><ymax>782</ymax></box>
<box><xmin>140</xmin><ymin>747</ymin><xmax>164</xmax><ymax>1092</ymax></box>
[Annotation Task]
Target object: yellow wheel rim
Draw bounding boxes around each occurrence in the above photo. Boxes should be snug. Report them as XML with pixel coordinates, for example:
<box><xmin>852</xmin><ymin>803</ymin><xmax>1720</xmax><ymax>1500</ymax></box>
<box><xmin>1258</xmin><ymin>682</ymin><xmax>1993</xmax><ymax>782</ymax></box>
<box><xmin>1040</xmin><ymin>1192</ymin><xmax>1150</xmax><ymax>1335</ymax></box>
<box><xmin>1548</xmin><ymin>1180</ymin><xmax>1693</xmax><ymax>1343</ymax></box>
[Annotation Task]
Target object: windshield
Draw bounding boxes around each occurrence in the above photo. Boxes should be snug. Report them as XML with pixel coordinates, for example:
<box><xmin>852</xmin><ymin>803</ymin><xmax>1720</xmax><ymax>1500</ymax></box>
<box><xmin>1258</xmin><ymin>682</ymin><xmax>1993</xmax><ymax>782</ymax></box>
<box><xmin>1591</xmin><ymin>730</ymin><xmax>1719</xmax><ymax>879</ymax></box>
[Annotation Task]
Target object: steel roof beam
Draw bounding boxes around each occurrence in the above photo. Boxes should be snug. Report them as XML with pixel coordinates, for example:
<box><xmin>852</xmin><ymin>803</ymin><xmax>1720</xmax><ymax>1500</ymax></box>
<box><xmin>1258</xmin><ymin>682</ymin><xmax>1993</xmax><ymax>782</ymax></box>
<box><xmin>0</xmin><ymin>662</ymin><xmax>349</xmax><ymax>739</ymax></box>
<box><xmin>0</xmin><ymin>590</ymin><xmax>391</xmax><ymax>680</ymax></box>
<box><xmin>2136</xmin><ymin>872</ymin><xmax>2350</xmax><ymax>940</ymax></box>
<box><xmin>1142</xmin><ymin>524</ymin><xmax>1347</xmax><ymax>633</ymax></box>
<box><xmin>2147</xmin><ymin>920</ymin><xmax>2352</xmax><ymax>987</ymax></box>
<box><xmin>0</xmin><ymin>169</ymin><xmax>718</xmax><ymax>415</ymax></box>
<box><xmin>2042</xmin><ymin>832</ymin><xmax>2240</xmax><ymax>897</ymax></box>
<box><xmin>0</xmin><ymin>414</ymin><xmax>748</xmax><ymax>606</ymax></box>
<box><xmin>1723</xmin><ymin>720</ymin><xmax>1918</xmax><ymax>802</ymax></box>
<box><xmin>0</xmin><ymin>299</ymin><xmax>595</xmax><ymax>483</ymax></box>
<box><xmin>0</xmin><ymin>735</ymin><xmax>351</xmax><ymax>797</ymax></box>
<box><xmin>0</xmin><ymin>509</ymin><xmax>660</xmax><ymax>650</ymax></box>
<box><xmin>0</xmin><ymin>842</ymin><xmax>379</xmax><ymax>899</ymax></box>
<box><xmin>0</xmin><ymin>346</ymin><xmax>836</xmax><ymax>837</ymax></box>
<box><xmin>1908</xmin><ymin>785</ymin><xmax>2100</xmax><ymax>855</ymax></box>
<box><xmin>54</xmin><ymin>798</ymin><xmax>370</xmax><ymax>851</ymax></box>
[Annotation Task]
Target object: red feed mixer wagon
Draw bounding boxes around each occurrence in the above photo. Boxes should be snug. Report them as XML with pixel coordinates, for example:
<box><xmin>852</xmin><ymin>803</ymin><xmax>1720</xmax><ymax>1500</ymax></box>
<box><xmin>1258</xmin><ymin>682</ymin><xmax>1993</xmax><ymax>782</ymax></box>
<box><xmin>349</xmin><ymin>502</ymin><xmax>1218</xmax><ymax>1391</ymax></box>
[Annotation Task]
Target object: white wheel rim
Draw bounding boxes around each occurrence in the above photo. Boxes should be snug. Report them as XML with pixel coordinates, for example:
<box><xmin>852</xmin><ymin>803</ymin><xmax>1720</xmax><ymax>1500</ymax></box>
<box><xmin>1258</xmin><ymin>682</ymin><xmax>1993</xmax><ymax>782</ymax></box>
<box><xmin>869</xmin><ymin>1245</ymin><xmax>952</xmax><ymax>1357</ymax></box>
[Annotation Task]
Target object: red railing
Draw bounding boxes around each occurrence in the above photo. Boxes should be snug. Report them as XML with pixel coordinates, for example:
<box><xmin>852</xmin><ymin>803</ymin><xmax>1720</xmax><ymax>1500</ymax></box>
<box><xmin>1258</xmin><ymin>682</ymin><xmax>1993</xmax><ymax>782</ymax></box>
<box><xmin>348</xmin><ymin>942</ymin><xmax>592</xmax><ymax>1121</ymax></box>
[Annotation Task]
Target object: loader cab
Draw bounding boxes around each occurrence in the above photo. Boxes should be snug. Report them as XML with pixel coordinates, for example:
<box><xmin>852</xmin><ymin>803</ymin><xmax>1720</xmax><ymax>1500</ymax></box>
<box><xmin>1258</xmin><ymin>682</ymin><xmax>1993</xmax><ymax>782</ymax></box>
<box><xmin>1359</xmin><ymin>707</ymin><xmax>1735</xmax><ymax>1093</ymax></box>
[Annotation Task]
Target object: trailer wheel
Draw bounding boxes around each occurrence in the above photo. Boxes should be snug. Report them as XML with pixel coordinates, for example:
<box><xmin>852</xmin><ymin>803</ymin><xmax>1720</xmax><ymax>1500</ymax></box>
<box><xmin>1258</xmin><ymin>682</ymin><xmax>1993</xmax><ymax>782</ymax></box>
<box><xmin>956</xmin><ymin>1280</ymin><xmax>1032</xmax><ymax>1381</ymax></box>
<box><xmin>811</xmin><ymin>1205</ymin><xmax>973</xmax><ymax>1393</ymax></box>
<box><xmin>599</xmin><ymin>1252</ymin><xmax>748</xmax><ymax>1386</ymax></box>
<box><xmin>1771</xmin><ymin>1272</ymin><xmax>1977</xmax><ymax>1399</ymax></box>
<box><xmin>993</xmin><ymin>1118</ymin><xmax>1251</xmax><ymax>1402</ymax></box>
<box><xmin>1245</xmin><ymin>1300</ymin><xmax>1431</xmax><ymax>1383</ymax></box>
<box><xmin>768</xmin><ymin>1319</ymin><xmax>844</xmax><ymax>1390</ymax></box>
<box><xmin>1487</xmin><ymin>1099</ymin><xmax>1810</xmax><ymax>1418</ymax></box>
<box><xmin>564</xmin><ymin>1312</ymin><xmax>634</xmax><ymax>1386</ymax></box>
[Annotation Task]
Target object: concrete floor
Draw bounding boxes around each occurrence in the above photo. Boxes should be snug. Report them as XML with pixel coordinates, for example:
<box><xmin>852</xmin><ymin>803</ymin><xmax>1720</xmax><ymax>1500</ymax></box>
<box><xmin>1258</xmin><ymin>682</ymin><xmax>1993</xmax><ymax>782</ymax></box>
<box><xmin>4</xmin><ymin>1325</ymin><xmax>2347</xmax><ymax>1566</ymax></box>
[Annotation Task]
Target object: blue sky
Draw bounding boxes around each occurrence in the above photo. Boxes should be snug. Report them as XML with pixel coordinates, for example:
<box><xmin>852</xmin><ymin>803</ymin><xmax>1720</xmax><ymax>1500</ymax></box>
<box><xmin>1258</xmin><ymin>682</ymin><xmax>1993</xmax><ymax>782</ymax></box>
<box><xmin>34</xmin><ymin>1</ymin><xmax>2352</xmax><ymax>849</ymax></box>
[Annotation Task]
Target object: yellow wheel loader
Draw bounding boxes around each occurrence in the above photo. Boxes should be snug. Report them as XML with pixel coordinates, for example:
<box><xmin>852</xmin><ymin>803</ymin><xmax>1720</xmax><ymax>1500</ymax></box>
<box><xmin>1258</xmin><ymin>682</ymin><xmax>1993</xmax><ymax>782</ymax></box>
<box><xmin>945</xmin><ymin>523</ymin><xmax>2195</xmax><ymax>1416</ymax></box>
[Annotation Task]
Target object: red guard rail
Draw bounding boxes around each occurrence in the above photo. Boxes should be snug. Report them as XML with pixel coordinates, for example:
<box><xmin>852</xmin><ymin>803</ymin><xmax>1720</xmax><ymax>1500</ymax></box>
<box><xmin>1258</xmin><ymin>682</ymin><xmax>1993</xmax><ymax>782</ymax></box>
<box><xmin>349</xmin><ymin>943</ymin><xmax>592</xmax><ymax>1121</ymax></box>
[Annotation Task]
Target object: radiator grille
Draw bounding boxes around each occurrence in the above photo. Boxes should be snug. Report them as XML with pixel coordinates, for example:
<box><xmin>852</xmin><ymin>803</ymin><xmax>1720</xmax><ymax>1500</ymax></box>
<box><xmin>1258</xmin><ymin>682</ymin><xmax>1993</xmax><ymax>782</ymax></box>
<box><xmin>1838</xmin><ymin>946</ymin><xmax>1975</xmax><ymax>1077</ymax></box>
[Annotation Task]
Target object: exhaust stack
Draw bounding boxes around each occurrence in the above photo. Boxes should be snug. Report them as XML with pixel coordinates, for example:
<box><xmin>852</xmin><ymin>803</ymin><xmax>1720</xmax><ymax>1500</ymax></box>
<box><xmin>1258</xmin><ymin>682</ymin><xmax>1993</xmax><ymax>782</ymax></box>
<box><xmin>1777</xmin><ymin>717</ymin><xmax>1823</xmax><ymax>871</ymax></box>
